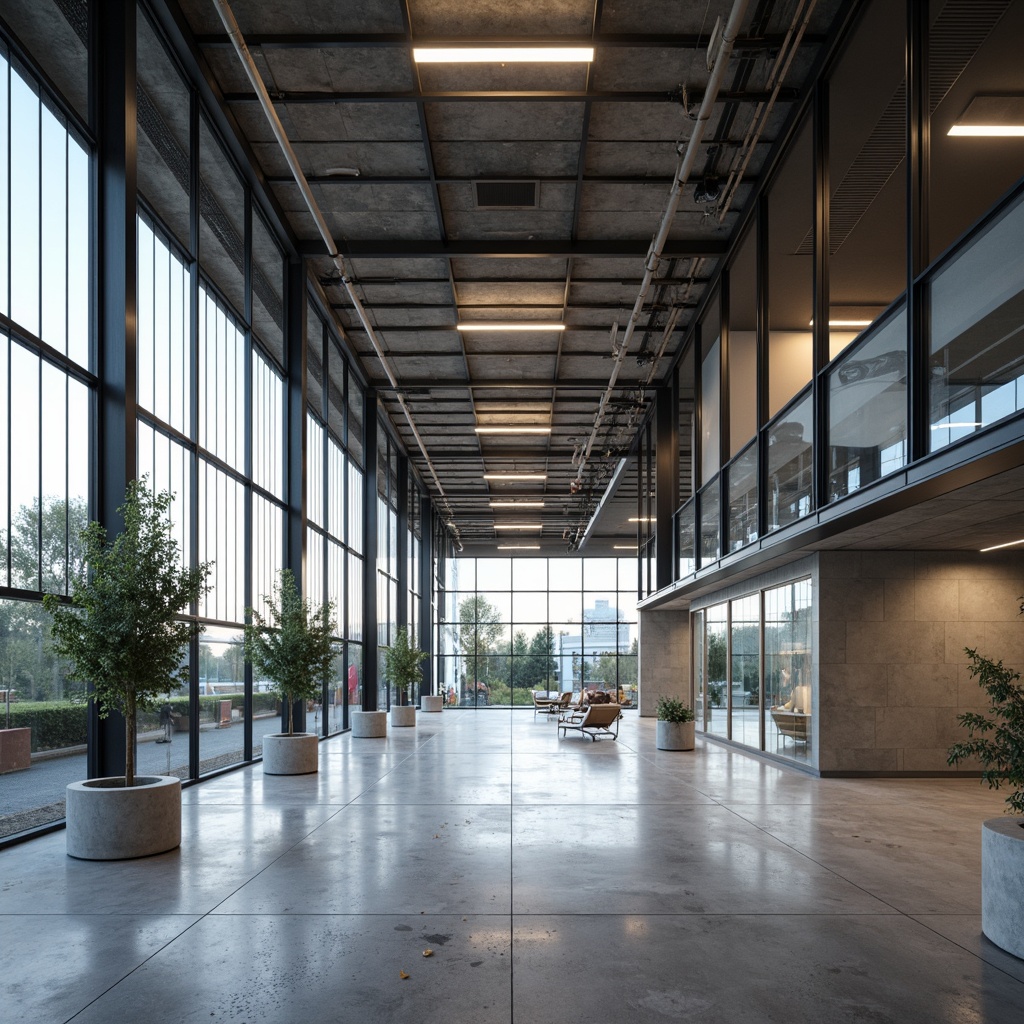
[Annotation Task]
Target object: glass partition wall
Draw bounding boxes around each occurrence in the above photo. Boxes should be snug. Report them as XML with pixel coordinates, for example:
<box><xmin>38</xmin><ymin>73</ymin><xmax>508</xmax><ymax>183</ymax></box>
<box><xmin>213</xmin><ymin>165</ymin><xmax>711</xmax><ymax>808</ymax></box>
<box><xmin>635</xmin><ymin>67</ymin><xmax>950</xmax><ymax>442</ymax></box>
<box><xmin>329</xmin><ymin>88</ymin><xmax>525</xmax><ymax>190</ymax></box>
<box><xmin>693</xmin><ymin>578</ymin><xmax>812</xmax><ymax>766</ymax></box>
<box><xmin>672</xmin><ymin>0</ymin><xmax>1024</xmax><ymax>581</ymax></box>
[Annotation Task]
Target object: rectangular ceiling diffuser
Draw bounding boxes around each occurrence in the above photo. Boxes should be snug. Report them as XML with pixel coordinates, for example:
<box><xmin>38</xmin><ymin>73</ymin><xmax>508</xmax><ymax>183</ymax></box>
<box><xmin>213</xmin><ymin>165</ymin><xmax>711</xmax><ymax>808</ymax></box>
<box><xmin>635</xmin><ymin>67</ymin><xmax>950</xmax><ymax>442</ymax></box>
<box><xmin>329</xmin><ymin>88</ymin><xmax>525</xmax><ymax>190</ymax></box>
<box><xmin>474</xmin><ymin>180</ymin><xmax>538</xmax><ymax>208</ymax></box>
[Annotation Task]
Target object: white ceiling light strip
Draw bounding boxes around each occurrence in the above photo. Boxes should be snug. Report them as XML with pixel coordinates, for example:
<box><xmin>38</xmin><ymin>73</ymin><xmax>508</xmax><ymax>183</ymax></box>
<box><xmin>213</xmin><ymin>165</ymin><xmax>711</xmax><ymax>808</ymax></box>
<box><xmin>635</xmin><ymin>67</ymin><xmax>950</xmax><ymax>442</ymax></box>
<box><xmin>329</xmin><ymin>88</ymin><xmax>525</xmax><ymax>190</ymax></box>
<box><xmin>211</xmin><ymin>0</ymin><xmax>460</xmax><ymax>544</ymax></box>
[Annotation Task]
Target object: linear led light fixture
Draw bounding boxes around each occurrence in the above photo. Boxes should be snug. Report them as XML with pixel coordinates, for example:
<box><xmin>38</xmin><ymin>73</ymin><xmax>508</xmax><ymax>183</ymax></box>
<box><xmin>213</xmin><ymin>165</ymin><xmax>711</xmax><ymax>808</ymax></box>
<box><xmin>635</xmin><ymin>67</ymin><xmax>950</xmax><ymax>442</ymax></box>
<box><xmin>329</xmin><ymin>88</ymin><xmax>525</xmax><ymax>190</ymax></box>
<box><xmin>493</xmin><ymin>524</ymin><xmax>543</xmax><ymax>531</ymax></box>
<box><xmin>484</xmin><ymin>472</ymin><xmax>547</xmax><ymax>480</ymax></box>
<box><xmin>614</xmin><ymin>544</ymin><xmax>638</xmax><ymax>550</ymax></box>
<box><xmin>497</xmin><ymin>544</ymin><xmax>541</xmax><ymax>550</ymax></box>
<box><xmin>628</xmin><ymin>516</ymin><xmax>653</xmax><ymax>523</ymax></box>
<box><xmin>475</xmin><ymin>426</ymin><xmax>552</xmax><ymax>435</ymax></box>
<box><xmin>809</xmin><ymin>319</ymin><xmax>874</xmax><ymax>327</ymax></box>
<box><xmin>949</xmin><ymin>95</ymin><xmax>1024</xmax><ymax>136</ymax></box>
<box><xmin>414</xmin><ymin>47</ymin><xmax>594</xmax><ymax>63</ymax></box>
<box><xmin>489</xmin><ymin>500</ymin><xmax>546</xmax><ymax>508</ymax></box>
<box><xmin>930</xmin><ymin>422</ymin><xmax>982</xmax><ymax>430</ymax></box>
<box><xmin>457</xmin><ymin>322</ymin><xmax>566</xmax><ymax>332</ymax></box>
<box><xmin>981</xmin><ymin>537</ymin><xmax>1024</xmax><ymax>553</ymax></box>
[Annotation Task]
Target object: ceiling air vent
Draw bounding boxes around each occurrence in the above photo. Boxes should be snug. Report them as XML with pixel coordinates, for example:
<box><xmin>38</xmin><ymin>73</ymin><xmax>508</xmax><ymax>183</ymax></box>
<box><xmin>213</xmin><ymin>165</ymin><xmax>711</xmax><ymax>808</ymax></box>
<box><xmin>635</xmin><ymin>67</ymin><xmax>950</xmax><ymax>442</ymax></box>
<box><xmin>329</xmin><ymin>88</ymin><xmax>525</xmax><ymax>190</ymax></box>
<box><xmin>474</xmin><ymin>180</ymin><xmax>538</xmax><ymax>209</ymax></box>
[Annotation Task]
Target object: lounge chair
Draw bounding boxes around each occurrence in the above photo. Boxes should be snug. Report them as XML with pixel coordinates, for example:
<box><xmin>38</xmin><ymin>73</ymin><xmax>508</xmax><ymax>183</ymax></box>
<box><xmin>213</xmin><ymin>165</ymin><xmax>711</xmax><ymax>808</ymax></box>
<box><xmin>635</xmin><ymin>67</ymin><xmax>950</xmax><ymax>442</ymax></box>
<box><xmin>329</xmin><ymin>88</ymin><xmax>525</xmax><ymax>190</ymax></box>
<box><xmin>558</xmin><ymin>702</ymin><xmax>622</xmax><ymax>741</ymax></box>
<box><xmin>532</xmin><ymin>691</ymin><xmax>570</xmax><ymax>716</ymax></box>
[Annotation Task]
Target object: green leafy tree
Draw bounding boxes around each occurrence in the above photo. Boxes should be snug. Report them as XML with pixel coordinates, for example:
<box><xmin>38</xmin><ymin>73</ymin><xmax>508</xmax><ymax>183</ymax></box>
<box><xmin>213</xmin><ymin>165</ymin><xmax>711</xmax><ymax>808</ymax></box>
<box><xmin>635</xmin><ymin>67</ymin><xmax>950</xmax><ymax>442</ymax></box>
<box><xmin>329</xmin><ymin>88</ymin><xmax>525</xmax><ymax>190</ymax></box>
<box><xmin>524</xmin><ymin>625</ymin><xmax>557</xmax><ymax>689</ymax></box>
<box><xmin>10</xmin><ymin>496</ymin><xmax>89</xmax><ymax>593</ymax></box>
<box><xmin>243</xmin><ymin>568</ymin><xmax>335</xmax><ymax>736</ymax></box>
<box><xmin>384</xmin><ymin>625</ymin><xmax>427</xmax><ymax>702</ymax></box>
<box><xmin>948</xmin><ymin>640</ymin><xmax>1024</xmax><ymax>815</ymax></box>
<box><xmin>44</xmin><ymin>481</ymin><xmax>212</xmax><ymax>787</ymax></box>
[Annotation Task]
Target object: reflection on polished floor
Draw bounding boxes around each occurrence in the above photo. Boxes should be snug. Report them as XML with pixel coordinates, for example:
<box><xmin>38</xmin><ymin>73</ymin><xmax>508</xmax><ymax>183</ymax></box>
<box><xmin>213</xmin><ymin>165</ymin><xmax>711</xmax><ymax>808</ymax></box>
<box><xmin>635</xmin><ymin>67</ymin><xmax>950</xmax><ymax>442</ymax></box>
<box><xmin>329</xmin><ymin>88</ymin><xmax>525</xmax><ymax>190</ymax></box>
<box><xmin>3</xmin><ymin>709</ymin><xmax>1024</xmax><ymax>1023</ymax></box>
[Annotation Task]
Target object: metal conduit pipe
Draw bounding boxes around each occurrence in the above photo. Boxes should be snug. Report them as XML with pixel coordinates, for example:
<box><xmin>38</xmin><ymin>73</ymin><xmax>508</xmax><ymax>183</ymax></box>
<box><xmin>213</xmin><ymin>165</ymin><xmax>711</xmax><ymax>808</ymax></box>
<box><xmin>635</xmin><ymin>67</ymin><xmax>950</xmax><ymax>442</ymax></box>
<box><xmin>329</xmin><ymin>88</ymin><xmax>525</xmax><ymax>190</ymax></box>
<box><xmin>211</xmin><ymin>0</ymin><xmax>459</xmax><ymax>539</ymax></box>
<box><xmin>574</xmin><ymin>0</ymin><xmax>751</xmax><ymax>485</ymax></box>
<box><xmin>717</xmin><ymin>0</ymin><xmax>818</xmax><ymax>222</ymax></box>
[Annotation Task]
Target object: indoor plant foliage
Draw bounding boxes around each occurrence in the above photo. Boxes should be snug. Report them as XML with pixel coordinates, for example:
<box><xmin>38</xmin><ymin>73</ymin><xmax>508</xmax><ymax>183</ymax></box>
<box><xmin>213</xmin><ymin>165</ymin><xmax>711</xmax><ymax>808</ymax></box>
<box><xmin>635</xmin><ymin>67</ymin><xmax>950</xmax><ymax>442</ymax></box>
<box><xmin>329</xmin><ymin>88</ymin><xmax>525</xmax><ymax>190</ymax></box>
<box><xmin>384</xmin><ymin>625</ymin><xmax>428</xmax><ymax>704</ymax></box>
<box><xmin>947</xmin><ymin>644</ymin><xmax>1024</xmax><ymax>815</ymax></box>
<box><xmin>44</xmin><ymin>480</ymin><xmax>211</xmax><ymax>788</ymax></box>
<box><xmin>243</xmin><ymin>568</ymin><xmax>334</xmax><ymax>736</ymax></box>
<box><xmin>656</xmin><ymin>696</ymin><xmax>695</xmax><ymax>723</ymax></box>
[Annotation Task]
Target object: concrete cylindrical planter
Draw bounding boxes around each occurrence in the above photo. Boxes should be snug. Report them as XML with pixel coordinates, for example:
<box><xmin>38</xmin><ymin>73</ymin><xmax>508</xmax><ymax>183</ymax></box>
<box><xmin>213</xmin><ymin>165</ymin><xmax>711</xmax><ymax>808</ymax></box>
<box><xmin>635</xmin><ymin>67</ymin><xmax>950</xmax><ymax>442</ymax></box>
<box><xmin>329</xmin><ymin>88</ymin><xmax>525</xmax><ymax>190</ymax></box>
<box><xmin>982</xmin><ymin>817</ymin><xmax>1024</xmax><ymax>959</ymax></box>
<box><xmin>66</xmin><ymin>775</ymin><xmax>181</xmax><ymax>860</ymax></box>
<box><xmin>262</xmin><ymin>732</ymin><xmax>319</xmax><ymax>775</ymax></box>
<box><xmin>391</xmin><ymin>705</ymin><xmax>416</xmax><ymax>728</ymax></box>
<box><xmin>421</xmin><ymin>695</ymin><xmax>444</xmax><ymax>713</ymax></box>
<box><xmin>656</xmin><ymin>720</ymin><xmax>695</xmax><ymax>751</ymax></box>
<box><xmin>352</xmin><ymin>710</ymin><xmax>387</xmax><ymax>738</ymax></box>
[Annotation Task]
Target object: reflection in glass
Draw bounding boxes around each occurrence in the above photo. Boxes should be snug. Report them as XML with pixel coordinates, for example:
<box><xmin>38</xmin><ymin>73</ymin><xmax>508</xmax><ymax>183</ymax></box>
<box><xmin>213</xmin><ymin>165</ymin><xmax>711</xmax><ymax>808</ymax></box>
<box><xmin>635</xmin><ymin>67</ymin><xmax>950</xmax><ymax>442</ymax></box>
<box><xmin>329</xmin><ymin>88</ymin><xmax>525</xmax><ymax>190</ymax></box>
<box><xmin>693</xmin><ymin>609</ymin><xmax>706</xmax><ymax>732</ymax></box>
<box><xmin>765</xmin><ymin>578</ymin><xmax>813</xmax><ymax>764</ymax></box>
<box><xmin>828</xmin><ymin>309</ymin><xmax>907</xmax><ymax>498</ymax></box>
<box><xmin>928</xmin><ymin>192</ymin><xmax>1024</xmax><ymax>451</ymax></box>
<box><xmin>699</xmin><ymin>481</ymin><xmax>720</xmax><ymax>566</ymax></box>
<box><xmin>726</xmin><ymin>444</ymin><xmax>758</xmax><ymax>552</ymax></box>
<box><xmin>730</xmin><ymin>595</ymin><xmax>760</xmax><ymax>748</ymax></box>
<box><xmin>705</xmin><ymin>604</ymin><xmax>728</xmax><ymax>738</ymax></box>
<box><xmin>766</xmin><ymin>393</ymin><xmax>813</xmax><ymax>531</ymax></box>
<box><xmin>677</xmin><ymin>498</ymin><xmax>696</xmax><ymax>579</ymax></box>
<box><xmin>198</xmin><ymin>627</ymin><xmax>248</xmax><ymax>775</ymax></box>
<box><xmin>199</xmin><ymin>117</ymin><xmax>244</xmax><ymax>315</ymax></box>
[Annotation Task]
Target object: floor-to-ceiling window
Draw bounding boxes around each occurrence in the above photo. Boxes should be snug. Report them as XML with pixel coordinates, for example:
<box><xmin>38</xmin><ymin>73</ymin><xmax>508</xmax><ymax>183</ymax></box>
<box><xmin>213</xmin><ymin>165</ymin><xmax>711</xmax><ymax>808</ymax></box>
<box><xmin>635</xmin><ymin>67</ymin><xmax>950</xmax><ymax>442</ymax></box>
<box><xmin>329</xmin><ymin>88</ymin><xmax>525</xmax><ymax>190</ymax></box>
<box><xmin>0</xmin><ymin>30</ymin><xmax>92</xmax><ymax>838</ymax></box>
<box><xmin>438</xmin><ymin>557</ymin><xmax>637</xmax><ymax>707</ymax></box>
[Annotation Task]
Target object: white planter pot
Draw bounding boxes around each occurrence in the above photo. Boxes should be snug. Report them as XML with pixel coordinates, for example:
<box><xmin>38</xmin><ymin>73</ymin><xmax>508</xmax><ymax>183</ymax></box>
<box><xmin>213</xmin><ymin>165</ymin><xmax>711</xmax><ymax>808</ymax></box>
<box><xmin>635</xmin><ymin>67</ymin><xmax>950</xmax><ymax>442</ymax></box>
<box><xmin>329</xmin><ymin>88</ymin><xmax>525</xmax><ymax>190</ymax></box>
<box><xmin>262</xmin><ymin>733</ymin><xmax>319</xmax><ymax>775</ymax></box>
<box><xmin>391</xmin><ymin>705</ymin><xmax>417</xmax><ymax>728</ymax></box>
<box><xmin>656</xmin><ymin>720</ymin><xmax>695</xmax><ymax>751</ymax></box>
<box><xmin>66</xmin><ymin>775</ymin><xmax>181</xmax><ymax>860</ymax></box>
<box><xmin>352</xmin><ymin>710</ymin><xmax>387</xmax><ymax>738</ymax></box>
<box><xmin>982</xmin><ymin>817</ymin><xmax>1024</xmax><ymax>959</ymax></box>
<box><xmin>421</xmin><ymin>695</ymin><xmax>444</xmax><ymax>713</ymax></box>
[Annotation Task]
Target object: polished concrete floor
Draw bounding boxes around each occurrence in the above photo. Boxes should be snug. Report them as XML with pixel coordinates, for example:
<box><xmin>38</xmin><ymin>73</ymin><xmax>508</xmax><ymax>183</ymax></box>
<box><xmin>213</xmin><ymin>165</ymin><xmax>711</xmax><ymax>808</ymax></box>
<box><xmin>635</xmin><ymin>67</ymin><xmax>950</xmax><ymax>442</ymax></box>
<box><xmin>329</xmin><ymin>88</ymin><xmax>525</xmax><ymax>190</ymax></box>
<box><xmin>3</xmin><ymin>709</ymin><xmax>1024</xmax><ymax>1023</ymax></box>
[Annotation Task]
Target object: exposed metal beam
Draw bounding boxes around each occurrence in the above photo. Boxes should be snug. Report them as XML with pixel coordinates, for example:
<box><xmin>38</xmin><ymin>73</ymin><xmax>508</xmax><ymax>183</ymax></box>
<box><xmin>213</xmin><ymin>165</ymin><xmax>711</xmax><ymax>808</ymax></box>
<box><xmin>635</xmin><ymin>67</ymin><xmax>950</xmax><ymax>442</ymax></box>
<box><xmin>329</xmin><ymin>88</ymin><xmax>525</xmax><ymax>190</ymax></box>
<box><xmin>375</xmin><ymin>378</ymin><xmax>657</xmax><ymax>389</ymax></box>
<box><xmin>196</xmin><ymin>32</ymin><xmax>824</xmax><ymax>49</ymax></box>
<box><xmin>299</xmin><ymin>239</ymin><xmax>729</xmax><ymax>259</ymax></box>
<box><xmin>268</xmin><ymin>173</ymin><xmax>760</xmax><ymax>187</ymax></box>
<box><xmin>223</xmin><ymin>89</ymin><xmax>798</xmax><ymax>104</ymax></box>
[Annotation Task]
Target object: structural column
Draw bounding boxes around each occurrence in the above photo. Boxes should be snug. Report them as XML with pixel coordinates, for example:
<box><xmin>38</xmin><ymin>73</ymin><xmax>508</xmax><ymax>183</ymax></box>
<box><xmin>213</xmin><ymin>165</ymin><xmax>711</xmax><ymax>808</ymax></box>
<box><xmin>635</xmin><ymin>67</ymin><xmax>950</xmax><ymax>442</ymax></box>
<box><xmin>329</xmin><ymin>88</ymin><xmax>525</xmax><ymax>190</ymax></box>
<box><xmin>91</xmin><ymin>0</ymin><xmax>137</xmax><ymax>779</ymax></box>
<box><xmin>362</xmin><ymin>398</ymin><xmax>379</xmax><ymax>710</ymax></box>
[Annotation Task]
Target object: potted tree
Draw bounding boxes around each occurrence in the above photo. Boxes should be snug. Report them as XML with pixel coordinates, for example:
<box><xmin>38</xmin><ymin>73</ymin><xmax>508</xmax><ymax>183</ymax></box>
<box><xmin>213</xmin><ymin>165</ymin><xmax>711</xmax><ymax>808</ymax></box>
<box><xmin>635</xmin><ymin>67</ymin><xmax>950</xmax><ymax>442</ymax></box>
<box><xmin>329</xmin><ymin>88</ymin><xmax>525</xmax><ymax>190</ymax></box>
<box><xmin>44</xmin><ymin>481</ymin><xmax>211</xmax><ymax>860</ymax></box>
<box><xmin>947</xmin><ymin>623</ymin><xmax>1024</xmax><ymax>960</ymax></box>
<box><xmin>243</xmin><ymin>568</ymin><xmax>334</xmax><ymax>774</ymax></box>
<box><xmin>384</xmin><ymin>626</ymin><xmax>427</xmax><ymax>727</ymax></box>
<box><xmin>656</xmin><ymin>695</ymin><xmax>696</xmax><ymax>751</ymax></box>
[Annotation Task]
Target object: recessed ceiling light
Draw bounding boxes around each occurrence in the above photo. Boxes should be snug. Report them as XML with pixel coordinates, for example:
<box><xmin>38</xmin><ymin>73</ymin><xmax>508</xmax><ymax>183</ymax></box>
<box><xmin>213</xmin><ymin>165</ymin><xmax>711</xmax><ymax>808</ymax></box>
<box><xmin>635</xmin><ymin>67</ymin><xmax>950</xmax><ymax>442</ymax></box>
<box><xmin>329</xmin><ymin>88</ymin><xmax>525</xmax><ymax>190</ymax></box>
<box><xmin>484</xmin><ymin>473</ymin><xmax>548</xmax><ymax>481</ymax></box>
<box><xmin>413</xmin><ymin>47</ymin><xmax>594</xmax><ymax>64</ymax></box>
<box><xmin>489</xmin><ymin>500</ymin><xmax>546</xmax><ymax>508</ymax></box>
<box><xmin>457</xmin><ymin>323</ymin><xmax>565</xmax><ymax>332</ymax></box>
<box><xmin>475</xmin><ymin>426</ymin><xmax>552</xmax><ymax>435</ymax></box>
<box><xmin>981</xmin><ymin>537</ymin><xmax>1024</xmax><ymax>553</ymax></box>
<box><xmin>494</xmin><ymin>524</ymin><xmax>543</xmax><ymax>531</ymax></box>
<box><xmin>497</xmin><ymin>544</ymin><xmax>541</xmax><ymax>550</ymax></box>
<box><xmin>948</xmin><ymin>95</ymin><xmax>1024</xmax><ymax>136</ymax></box>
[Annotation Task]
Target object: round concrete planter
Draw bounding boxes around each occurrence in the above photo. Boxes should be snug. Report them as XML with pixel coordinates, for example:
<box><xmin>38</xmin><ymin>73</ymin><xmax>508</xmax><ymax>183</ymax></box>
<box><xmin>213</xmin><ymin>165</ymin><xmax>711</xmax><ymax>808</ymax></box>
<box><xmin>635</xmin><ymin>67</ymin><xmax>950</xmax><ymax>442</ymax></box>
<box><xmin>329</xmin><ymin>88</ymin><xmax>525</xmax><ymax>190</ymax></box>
<box><xmin>421</xmin><ymin>695</ymin><xmax>444</xmax><ymax>713</ymax></box>
<box><xmin>352</xmin><ymin>710</ymin><xmax>387</xmax><ymax>738</ymax></box>
<box><xmin>66</xmin><ymin>775</ymin><xmax>181</xmax><ymax>860</ymax></box>
<box><xmin>391</xmin><ymin>704</ymin><xmax>417</xmax><ymax>728</ymax></box>
<box><xmin>262</xmin><ymin>732</ymin><xmax>319</xmax><ymax>775</ymax></box>
<box><xmin>982</xmin><ymin>817</ymin><xmax>1024</xmax><ymax>959</ymax></box>
<box><xmin>656</xmin><ymin>720</ymin><xmax>695</xmax><ymax>751</ymax></box>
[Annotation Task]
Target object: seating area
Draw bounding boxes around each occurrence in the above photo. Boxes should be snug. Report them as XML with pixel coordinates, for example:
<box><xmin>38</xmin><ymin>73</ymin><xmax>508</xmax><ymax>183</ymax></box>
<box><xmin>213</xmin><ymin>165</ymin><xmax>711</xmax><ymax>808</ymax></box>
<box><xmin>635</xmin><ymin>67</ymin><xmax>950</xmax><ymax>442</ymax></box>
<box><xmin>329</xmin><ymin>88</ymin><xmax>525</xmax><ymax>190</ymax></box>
<box><xmin>531</xmin><ymin>692</ymin><xmax>572</xmax><ymax>716</ymax></box>
<box><xmin>557</xmin><ymin>702</ymin><xmax>623</xmax><ymax>742</ymax></box>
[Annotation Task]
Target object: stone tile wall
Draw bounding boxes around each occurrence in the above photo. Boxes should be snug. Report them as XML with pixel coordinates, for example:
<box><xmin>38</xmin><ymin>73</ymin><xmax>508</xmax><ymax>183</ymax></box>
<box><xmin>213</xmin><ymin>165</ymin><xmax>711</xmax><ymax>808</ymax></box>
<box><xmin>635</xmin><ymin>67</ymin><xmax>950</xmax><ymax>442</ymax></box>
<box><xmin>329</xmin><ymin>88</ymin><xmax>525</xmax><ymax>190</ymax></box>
<box><xmin>817</xmin><ymin>550</ymin><xmax>1024</xmax><ymax>774</ymax></box>
<box><xmin>637</xmin><ymin>608</ymin><xmax>691</xmax><ymax>717</ymax></box>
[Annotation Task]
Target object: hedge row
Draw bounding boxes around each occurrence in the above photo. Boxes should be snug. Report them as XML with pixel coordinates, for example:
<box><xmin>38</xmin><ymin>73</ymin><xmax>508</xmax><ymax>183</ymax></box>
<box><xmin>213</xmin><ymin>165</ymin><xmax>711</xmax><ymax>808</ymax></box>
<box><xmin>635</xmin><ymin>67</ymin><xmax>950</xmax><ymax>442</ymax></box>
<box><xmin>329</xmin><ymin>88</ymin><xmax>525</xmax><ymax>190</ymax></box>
<box><xmin>4</xmin><ymin>692</ymin><xmax>284</xmax><ymax>752</ymax></box>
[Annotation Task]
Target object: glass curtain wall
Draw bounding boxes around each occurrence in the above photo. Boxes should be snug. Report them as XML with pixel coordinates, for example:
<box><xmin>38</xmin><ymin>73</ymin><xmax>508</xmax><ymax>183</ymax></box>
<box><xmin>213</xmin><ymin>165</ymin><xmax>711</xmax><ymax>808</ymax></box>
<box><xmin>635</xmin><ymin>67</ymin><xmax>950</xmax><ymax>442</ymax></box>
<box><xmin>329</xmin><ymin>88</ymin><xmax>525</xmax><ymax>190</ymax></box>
<box><xmin>0</xmin><ymin>32</ymin><xmax>92</xmax><ymax>839</ymax></box>
<box><xmin>439</xmin><ymin>558</ymin><xmax>638</xmax><ymax>707</ymax></box>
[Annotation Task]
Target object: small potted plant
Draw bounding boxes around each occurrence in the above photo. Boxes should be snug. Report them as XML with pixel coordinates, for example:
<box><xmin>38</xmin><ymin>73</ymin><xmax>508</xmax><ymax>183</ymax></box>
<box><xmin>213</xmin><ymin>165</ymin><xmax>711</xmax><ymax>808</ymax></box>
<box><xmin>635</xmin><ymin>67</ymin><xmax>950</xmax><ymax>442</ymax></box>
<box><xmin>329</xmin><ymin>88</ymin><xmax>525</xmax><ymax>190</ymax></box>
<box><xmin>947</xmin><ymin>620</ymin><xmax>1024</xmax><ymax>960</ymax></box>
<box><xmin>656</xmin><ymin>695</ymin><xmax>696</xmax><ymax>751</ymax></box>
<box><xmin>45</xmin><ymin>480</ymin><xmax>212</xmax><ymax>859</ymax></box>
<box><xmin>243</xmin><ymin>568</ymin><xmax>334</xmax><ymax>774</ymax></box>
<box><xmin>384</xmin><ymin>625</ymin><xmax>427</xmax><ymax>727</ymax></box>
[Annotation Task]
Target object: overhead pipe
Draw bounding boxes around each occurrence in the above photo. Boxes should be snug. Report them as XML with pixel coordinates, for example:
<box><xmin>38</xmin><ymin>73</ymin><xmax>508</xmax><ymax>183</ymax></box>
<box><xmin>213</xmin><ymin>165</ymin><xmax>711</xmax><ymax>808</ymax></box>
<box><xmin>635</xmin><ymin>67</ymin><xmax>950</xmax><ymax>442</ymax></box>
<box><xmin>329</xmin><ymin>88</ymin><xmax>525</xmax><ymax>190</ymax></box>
<box><xmin>717</xmin><ymin>0</ymin><xmax>818</xmax><ymax>222</ymax></box>
<box><xmin>573</xmin><ymin>0</ymin><xmax>751</xmax><ymax>486</ymax></box>
<box><xmin>211</xmin><ymin>0</ymin><xmax>460</xmax><ymax>540</ymax></box>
